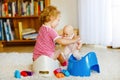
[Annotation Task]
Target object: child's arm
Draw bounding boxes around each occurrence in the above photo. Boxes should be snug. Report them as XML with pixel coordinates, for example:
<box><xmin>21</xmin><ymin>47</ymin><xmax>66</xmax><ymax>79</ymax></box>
<box><xmin>55</xmin><ymin>36</ymin><xmax>80</xmax><ymax>46</ymax></box>
<box><xmin>72</xmin><ymin>34</ymin><xmax>82</xmax><ymax>50</ymax></box>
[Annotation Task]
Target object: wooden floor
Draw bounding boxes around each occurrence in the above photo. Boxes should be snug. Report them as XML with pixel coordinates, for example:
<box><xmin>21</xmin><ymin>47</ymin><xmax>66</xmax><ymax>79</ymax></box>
<box><xmin>0</xmin><ymin>45</ymin><xmax>34</xmax><ymax>53</ymax></box>
<box><xmin>0</xmin><ymin>44</ymin><xmax>120</xmax><ymax>53</ymax></box>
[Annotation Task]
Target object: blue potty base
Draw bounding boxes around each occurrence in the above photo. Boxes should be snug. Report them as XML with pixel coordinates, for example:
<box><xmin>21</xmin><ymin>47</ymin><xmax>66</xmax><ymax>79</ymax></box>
<box><xmin>67</xmin><ymin>52</ymin><xmax>100</xmax><ymax>77</ymax></box>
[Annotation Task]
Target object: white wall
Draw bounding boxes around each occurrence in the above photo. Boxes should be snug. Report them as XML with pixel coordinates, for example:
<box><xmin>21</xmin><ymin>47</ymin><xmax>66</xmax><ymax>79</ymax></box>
<box><xmin>111</xmin><ymin>0</ymin><xmax>120</xmax><ymax>47</ymax></box>
<box><xmin>51</xmin><ymin>0</ymin><xmax>78</xmax><ymax>30</ymax></box>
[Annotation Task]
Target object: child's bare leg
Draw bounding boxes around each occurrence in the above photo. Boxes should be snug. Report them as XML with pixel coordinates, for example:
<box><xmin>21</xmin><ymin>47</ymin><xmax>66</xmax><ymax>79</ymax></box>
<box><xmin>57</xmin><ymin>53</ymin><xmax>67</xmax><ymax>66</ymax></box>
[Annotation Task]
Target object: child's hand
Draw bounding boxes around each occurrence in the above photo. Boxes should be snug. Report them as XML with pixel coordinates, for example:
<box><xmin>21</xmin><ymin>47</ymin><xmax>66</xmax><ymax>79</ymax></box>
<box><xmin>77</xmin><ymin>40</ymin><xmax>82</xmax><ymax>50</ymax></box>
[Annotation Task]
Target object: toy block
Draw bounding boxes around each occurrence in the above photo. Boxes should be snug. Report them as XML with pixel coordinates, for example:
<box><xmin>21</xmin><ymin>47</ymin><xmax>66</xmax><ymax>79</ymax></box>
<box><xmin>54</xmin><ymin>68</ymin><xmax>62</xmax><ymax>75</ymax></box>
<box><xmin>14</xmin><ymin>70</ymin><xmax>21</xmax><ymax>79</ymax></box>
<box><xmin>61</xmin><ymin>69</ymin><xmax>70</xmax><ymax>77</ymax></box>
<box><xmin>55</xmin><ymin>73</ymin><xmax>65</xmax><ymax>78</ymax></box>
<box><xmin>20</xmin><ymin>71</ymin><xmax>28</xmax><ymax>77</ymax></box>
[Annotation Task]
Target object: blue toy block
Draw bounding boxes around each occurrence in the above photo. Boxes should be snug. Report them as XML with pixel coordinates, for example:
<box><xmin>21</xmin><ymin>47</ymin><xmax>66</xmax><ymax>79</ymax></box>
<box><xmin>14</xmin><ymin>70</ymin><xmax>21</xmax><ymax>79</ymax></box>
<box><xmin>67</xmin><ymin>52</ymin><xmax>100</xmax><ymax>77</ymax></box>
<box><xmin>61</xmin><ymin>69</ymin><xmax>70</xmax><ymax>77</ymax></box>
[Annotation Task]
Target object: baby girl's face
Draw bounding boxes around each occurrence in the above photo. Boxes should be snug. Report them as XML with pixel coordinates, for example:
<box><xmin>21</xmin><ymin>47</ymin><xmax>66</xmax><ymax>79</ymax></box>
<box><xmin>63</xmin><ymin>30</ymin><xmax>72</xmax><ymax>37</ymax></box>
<box><xmin>63</xmin><ymin>26</ymin><xmax>73</xmax><ymax>38</ymax></box>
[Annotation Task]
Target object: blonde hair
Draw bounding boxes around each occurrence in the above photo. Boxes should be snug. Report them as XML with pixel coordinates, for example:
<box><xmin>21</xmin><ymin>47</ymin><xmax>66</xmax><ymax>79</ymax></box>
<box><xmin>39</xmin><ymin>5</ymin><xmax>60</xmax><ymax>26</ymax></box>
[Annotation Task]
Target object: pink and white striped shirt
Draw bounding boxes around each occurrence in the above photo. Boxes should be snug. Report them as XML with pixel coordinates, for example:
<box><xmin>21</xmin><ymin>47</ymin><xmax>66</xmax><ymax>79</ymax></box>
<box><xmin>33</xmin><ymin>25</ymin><xmax>60</xmax><ymax>61</ymax></box>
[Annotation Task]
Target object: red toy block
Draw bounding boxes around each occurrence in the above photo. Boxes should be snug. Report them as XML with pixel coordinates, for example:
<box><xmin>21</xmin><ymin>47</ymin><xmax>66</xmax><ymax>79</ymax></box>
<box><xmin>54</xmin><ymin>68</ymin><xmax>62</xmax><ymax>75</ymax></box>
<box><xmin>20</xmin><ymin>71</ymin><xmax>28</xmax><ymax>77</ymax></box>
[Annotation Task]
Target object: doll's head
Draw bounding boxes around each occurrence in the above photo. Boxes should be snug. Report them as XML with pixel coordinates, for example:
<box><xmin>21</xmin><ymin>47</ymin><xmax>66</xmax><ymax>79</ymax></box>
<box><xmin>63</xmin><ymin>25</ymin><xmax>74</xmax><ymax>38</ymax></box>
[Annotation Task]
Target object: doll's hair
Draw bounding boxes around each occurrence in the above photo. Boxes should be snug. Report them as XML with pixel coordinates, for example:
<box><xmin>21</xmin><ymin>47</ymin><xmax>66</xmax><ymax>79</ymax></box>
<box><xmin>39</xmin><ymin>5</ymin><xmax>60</xmax><ymax>26</ymax></box>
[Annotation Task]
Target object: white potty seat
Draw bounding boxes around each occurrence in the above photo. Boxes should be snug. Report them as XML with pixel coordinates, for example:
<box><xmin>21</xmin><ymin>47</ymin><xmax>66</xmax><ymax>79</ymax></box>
<box><xmin>33</xmin><ymin>55</ymin><xmax>60</xmax><ymax>77</ymax></box>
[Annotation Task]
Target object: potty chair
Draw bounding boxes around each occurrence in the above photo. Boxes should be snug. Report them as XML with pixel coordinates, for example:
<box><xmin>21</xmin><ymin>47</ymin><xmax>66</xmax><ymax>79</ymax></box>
<box><xmin>33</xmin><ymin>55</ymin><xmax>60</xmax><ymax>77</ymax></box>
<box><xmin>67</xmin><ymin>52</ymin><xmax>100</xmax><ymax>77</ymax></box>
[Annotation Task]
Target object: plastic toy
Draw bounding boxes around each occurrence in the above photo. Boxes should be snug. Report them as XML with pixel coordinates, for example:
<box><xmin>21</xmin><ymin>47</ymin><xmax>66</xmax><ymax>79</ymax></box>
<box><xmin>67</xmin><ymin>52</ymin><xmax>100</xmax><ymax>77</ymax></box>
<box><xmin>20</xmin><ymin>71</ymin><xmax>28</xmax><ymax>77</ymax></box>
<box><xmin>61</xmin><ymin>69</ymin><xmax>70</xmax><ymax>77</ymax></box>
<box><xmin>53</xmin><ymin>68</ymin><xmax>65</xmax><ymax>78</ymax></box>
<box><xmin>20</xmin><ymin>71</ymin><xmax>33</xmax><ymax>77</ymax></box>
<box><xmin>53</xmin><ymin>68</ymin><xmax>70</xmax><ymax>78</ymax></box>
<box><xmin>54</xmin><ymin>68</ymin><xmax>62</xmax><ymax>75</ymax></box>
<box><xmin>55</xmin><ymin>73</ymin><xmax>65</xmax><ymax>78</ymax></box>
<box><xmin>33</xmin><ymin>55</ymin><xmax>60</xmax><ymax>76</ymax></box>
<box><xmin>14</xmin><ymin>70</ymin><xmax>21</xmax><ymax>79</ymax></box>
<box><xmin>25</xmin><ymin>71</ymin><xmax>33</xmax><ymax>76</ymax></box>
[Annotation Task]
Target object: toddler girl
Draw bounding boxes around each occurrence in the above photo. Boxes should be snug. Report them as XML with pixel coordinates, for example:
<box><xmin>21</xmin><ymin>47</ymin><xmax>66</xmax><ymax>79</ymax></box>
<box><xmin>33</xmin><ymin>6</ymin><xmax>80</xmax><ymax>66</ymax></box>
